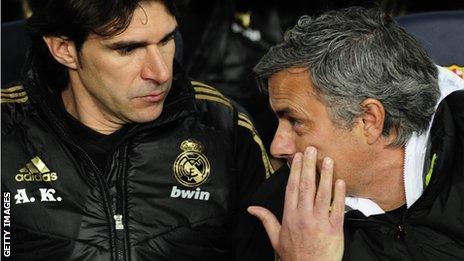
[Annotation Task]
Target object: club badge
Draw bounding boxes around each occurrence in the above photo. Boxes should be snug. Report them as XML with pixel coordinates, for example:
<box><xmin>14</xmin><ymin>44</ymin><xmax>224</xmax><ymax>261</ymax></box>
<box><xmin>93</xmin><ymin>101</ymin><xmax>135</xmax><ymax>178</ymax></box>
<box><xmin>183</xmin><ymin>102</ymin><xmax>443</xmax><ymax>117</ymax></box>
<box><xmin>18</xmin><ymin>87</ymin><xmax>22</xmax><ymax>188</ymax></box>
<box><xmin>173</xmin><ymin>139</ymin><xmax>211</xmax><ymax>187</ymax></box>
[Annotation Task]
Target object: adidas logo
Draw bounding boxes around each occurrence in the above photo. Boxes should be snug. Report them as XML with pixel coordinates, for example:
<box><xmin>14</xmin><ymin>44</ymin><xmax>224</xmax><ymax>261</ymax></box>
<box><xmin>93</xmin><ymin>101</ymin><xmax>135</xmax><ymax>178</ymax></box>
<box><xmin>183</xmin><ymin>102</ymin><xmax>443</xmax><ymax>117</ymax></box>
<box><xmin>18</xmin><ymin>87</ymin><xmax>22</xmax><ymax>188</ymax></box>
<box><xmin>15</xmin><ymin>156</ymin><xmax>57</xmax><ymax>182</ymax></box>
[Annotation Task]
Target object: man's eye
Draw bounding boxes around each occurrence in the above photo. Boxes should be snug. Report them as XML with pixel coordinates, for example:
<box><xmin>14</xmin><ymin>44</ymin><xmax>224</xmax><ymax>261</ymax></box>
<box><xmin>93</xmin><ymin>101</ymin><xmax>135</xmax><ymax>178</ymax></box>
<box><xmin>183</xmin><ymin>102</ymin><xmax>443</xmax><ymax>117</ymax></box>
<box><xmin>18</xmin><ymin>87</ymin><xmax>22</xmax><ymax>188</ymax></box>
<box><xmin>159</xmin><ymin>34</ymin><xmax>175</xmax><ymax>46</ymax></box>
<box><xmin>117</xmin><ymin>46</ymin><xmax>138</xmax><ymax>55</ymax></box>
<box><xmin>289</xmin><ymin>117</ymin><xmax>302</xmax><ymax>127</ymax></box>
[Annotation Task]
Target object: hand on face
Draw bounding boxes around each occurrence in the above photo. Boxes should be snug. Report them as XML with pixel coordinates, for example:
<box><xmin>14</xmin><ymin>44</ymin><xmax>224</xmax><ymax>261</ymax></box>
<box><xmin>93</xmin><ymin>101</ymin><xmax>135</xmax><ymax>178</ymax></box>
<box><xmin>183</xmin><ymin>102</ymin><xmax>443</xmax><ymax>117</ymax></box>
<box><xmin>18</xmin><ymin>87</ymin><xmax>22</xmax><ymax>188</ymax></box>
<box><xmin>248</xmin><ymin>146</ymin><xmax>346</xmax><ymax>261</ymax></box>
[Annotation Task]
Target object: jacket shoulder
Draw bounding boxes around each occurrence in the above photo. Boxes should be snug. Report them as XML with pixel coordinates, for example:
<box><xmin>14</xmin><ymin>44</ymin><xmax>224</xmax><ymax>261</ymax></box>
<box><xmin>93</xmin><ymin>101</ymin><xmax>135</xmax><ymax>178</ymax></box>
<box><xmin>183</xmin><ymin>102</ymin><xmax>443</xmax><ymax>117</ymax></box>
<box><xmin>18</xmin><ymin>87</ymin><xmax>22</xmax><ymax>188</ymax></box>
<box><xmin>190</xmin><ymin>80</ymin><xmax>237</xmax><ymax>125</ymax></box>
<box><xmin>1</xmin><ymin>84</ymin><xmax>33</xmax><ymax>136</ymax></box>
<box><xmin>191</xmin><ymin>80</ymin><xmax>235</xmax><ymax>111</ymax></box>
<box><xmin>190</xmin><ymin>80</ymin><xmax>273</xmax><ymax>176</ymax></box>
<box><xmin>190</xmin><ymin>80</ymin><xmax>260</xmax><ymax>132</ymax></box>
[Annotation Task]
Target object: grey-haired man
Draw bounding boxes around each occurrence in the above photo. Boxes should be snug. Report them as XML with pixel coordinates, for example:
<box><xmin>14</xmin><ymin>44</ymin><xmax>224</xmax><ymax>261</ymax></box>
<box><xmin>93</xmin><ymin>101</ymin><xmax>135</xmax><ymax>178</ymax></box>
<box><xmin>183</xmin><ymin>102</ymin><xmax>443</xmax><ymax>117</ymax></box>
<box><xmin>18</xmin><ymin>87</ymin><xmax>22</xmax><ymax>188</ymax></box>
<box><xmin>248</xmin><ymin>7</ymin><xmax>464</xmax><ymax>261</ymax></box>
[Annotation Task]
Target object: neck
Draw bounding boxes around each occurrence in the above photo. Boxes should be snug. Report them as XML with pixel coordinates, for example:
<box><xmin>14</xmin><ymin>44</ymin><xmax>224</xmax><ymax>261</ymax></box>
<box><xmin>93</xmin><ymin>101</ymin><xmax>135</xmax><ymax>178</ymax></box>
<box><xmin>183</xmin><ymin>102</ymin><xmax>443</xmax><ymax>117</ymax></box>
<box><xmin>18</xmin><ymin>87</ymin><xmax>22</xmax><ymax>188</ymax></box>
<box><xmin>355</xmin><ymin>147</ymin><xmax>406</xmax><ymax>211</ymax></box>
<box><xmin>61</xmin><ymin>83</ymin><xmax>122</xmax><ymax>135</ymax></box>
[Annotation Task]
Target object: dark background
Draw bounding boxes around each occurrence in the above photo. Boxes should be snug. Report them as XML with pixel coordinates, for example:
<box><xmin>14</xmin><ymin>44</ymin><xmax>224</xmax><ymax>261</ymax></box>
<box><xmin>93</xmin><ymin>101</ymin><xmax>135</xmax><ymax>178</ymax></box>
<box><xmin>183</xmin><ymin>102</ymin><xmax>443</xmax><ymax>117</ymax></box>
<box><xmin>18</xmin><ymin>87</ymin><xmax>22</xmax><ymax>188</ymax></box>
<box><xmin>2</xmin><ymin>0</ymin><xmax>463</xmax><ymax>151</ymax></box>
<box><xmin>2</xmin><ymin>0</ymin><xmax>464</xmax><ymax>23</ymax></box>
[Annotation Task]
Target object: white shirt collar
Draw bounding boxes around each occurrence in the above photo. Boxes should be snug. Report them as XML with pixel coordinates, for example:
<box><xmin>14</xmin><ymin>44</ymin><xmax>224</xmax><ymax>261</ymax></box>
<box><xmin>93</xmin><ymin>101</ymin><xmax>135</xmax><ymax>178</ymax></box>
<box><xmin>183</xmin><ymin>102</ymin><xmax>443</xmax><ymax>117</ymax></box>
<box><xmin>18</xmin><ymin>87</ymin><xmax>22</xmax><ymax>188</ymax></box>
<box><xmin>346</xmin><ymin>66</ymin><xmax>464</xmax><ymax>216</ymax></box>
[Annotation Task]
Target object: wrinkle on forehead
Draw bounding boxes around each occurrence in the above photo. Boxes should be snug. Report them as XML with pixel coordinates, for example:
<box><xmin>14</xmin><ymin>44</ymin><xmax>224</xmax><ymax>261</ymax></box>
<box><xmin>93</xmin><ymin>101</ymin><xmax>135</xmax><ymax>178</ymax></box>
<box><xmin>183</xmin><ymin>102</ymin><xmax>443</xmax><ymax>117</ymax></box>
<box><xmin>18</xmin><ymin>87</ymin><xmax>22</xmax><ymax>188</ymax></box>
<box><xmin>285</xmin><ymin>66</ymin><xmax>309</xmax><ymax>75</ymax></box>
<box><xmin>269</xmin><ymin>67</ymin><xmax>317</xmax><ymax>99</ymax></box>
<box><xmin>268</xmin><ymin>69</ymin><xmax>317</xmax><ymax>119</ymax></box>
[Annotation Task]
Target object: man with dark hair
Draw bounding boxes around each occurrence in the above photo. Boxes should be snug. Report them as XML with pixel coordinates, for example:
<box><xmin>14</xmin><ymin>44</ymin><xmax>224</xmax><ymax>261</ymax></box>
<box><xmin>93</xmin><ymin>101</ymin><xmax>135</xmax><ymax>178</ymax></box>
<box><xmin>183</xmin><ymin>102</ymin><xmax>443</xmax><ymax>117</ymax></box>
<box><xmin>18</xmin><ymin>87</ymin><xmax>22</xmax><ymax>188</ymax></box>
<box><xmin>1</xmin><ymin>0</ymin><xmax>272</xmax><ymax>260</ymax></box>
<box><xmin>248</xmin><ymin>7</ymin><xmax>464</xmax><ymax>260</ymax></box>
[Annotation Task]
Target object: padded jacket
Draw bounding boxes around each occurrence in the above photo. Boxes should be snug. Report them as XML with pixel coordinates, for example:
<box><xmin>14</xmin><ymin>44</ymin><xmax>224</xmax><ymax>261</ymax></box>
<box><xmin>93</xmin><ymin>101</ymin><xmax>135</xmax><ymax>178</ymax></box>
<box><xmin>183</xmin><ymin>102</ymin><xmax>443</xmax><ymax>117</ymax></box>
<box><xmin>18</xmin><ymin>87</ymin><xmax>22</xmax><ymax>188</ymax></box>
<box><xmin>1</xmin><ymin>65</ymin><xmax>272</xmax><ymax>261</ymax></box>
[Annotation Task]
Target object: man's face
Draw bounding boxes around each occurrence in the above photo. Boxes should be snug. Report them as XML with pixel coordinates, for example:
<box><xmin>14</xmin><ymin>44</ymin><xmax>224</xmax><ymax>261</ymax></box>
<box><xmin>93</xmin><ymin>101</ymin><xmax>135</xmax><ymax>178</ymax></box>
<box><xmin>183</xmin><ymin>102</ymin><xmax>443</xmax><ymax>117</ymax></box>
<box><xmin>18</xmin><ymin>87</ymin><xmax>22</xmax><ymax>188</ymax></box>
<box><xmin>268</xmin><ymin>68</ymin><xmax>369</xmax><ymax>195</ymax></box>
<box><xmin>71</xmin><ymin>1</ymin><xmax>177</xmax><ymax>125</ymax></box>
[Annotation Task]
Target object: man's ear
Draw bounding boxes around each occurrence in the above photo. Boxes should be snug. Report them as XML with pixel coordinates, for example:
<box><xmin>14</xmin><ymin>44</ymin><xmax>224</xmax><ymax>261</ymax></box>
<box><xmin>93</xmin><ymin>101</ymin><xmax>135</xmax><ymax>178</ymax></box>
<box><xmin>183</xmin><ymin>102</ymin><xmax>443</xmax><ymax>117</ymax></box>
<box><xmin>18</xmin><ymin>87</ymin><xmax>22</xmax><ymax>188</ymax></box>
<box><xmin>43</xmin><ymin>36</ymin><xmax>79</xmax><ymax>70</ymax></box>
<box><xmin>360</xmin><ymin>98</ymin><xmax>385</xmax><ymax>145</ymax></box>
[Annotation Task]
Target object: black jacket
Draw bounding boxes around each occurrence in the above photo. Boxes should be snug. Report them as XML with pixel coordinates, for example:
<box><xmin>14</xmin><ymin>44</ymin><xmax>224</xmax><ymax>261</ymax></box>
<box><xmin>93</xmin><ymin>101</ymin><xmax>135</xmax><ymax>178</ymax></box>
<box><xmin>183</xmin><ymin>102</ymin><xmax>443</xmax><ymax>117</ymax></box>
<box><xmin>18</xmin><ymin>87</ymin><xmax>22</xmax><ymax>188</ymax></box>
<box><xmin>1</xmin><ymin>65</ymin><xmax>272</xmax><ymax>261</ymax></box>
<box><xmin>251</xmin><ymin>90</ymin><xmax>464</xmax><ymax>260</ymax></box>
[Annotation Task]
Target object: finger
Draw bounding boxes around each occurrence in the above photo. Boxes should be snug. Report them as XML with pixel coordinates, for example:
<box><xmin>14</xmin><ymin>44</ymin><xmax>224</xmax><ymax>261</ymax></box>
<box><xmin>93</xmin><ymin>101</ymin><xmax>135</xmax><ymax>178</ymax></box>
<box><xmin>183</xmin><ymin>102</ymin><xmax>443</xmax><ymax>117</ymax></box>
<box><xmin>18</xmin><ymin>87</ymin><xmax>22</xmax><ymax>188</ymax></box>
<box><xmin>283</xmin><ymin>152</ymin><xmax>303</xmax><ymax>213</ymax></box>
<box><xmin>248</xmin><ymin>206</ymin><xmax>282</xmax><ymax>249</ymax></box>
<box><xmin>297</xmin><ymin>146</ymin><xmax>317</xmax><ymax>212</ymax></box>
<box><xmin>314</xmin><ymin>157</ymin><xmax>334</xmax><ymax>219</ymax></box>
<box><xmin>329</xmin><ymin>179</ymin><xmax>346</xmax><ymax>229</ymax></box>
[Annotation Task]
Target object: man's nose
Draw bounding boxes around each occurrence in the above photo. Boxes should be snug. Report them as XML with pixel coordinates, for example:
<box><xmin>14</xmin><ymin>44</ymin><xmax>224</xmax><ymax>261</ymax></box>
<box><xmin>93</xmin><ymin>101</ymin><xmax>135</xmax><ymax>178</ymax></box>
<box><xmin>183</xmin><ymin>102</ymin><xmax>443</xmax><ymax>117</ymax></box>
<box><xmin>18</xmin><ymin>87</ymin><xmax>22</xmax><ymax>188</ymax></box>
<box><xmin>141</xmin><ymin>46</ymin><xmax>171</xmax><ymax>84</ymax></box>
<box><xmin>270</xmin><ymin>123</ymin><xmax>296</xmax><ymax>161</ymax></box>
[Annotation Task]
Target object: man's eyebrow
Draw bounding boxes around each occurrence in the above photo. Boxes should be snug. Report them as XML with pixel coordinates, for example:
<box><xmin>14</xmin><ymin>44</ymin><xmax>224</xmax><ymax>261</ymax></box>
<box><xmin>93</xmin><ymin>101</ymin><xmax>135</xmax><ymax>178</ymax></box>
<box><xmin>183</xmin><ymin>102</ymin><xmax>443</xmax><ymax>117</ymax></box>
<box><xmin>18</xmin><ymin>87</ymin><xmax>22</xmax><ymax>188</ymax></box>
<box><xmin>106</xmin><ymin>41</ymin><xmax>148</xmax><ymax>49</ymax></box>
<box><xmin>275</xmin><ymin>107</ymin><xmax>292</xmax><ymax>118</ymax></box>
<box><xmin>106</xmin><ymin>26</ymin><xmax>179</xmax><ymax>49</ymax></box>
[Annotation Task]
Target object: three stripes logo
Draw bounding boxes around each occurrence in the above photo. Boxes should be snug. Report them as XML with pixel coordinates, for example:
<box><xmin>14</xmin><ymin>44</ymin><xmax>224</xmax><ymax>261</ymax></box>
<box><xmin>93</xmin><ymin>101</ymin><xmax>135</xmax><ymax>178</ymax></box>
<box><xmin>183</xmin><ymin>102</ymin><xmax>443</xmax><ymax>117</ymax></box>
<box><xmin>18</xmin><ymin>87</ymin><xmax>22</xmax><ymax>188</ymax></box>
<box><xmin>238</xmin><ymin>112</ymin><xmax>273</xmax><ymax>178</ymax></box>
<box><xmin>1</xmin><ymin>85</ymin><xmax>28</xmax><ymax>104</ymax></box>
<box><xmin>192</xmin><ymin>81</ymin><xmax>233</xmax><ymax>109</ymax></box>
<box><xmin>15</xmin><ymin>156</ymin><xmax>57</xmax><ymax>182</ymax></box>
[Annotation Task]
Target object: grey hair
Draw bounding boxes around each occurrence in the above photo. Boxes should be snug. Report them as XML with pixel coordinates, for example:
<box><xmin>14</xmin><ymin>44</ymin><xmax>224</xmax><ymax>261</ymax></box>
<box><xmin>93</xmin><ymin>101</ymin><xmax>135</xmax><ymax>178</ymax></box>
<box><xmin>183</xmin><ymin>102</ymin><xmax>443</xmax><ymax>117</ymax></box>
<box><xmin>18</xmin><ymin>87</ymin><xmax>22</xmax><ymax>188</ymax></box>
<box><xmin>254</xmin><ymin>7</ymin><xmax>439</xmax><ymax>147</ymax></box>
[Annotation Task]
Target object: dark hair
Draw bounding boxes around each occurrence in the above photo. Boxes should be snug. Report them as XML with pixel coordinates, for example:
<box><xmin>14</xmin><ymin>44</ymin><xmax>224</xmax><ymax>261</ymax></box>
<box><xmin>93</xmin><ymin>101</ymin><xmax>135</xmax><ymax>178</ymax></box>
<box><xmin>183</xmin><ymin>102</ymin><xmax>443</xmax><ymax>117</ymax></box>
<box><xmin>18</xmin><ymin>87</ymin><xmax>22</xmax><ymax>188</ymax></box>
<box><xmin>25</xmin><ymin>0</ymin><xmax>177</xmax><ymax>92</ymax></box>
<box><xmin>254</xmin><ymin>7</ymin><xmax>439</xmax><ymax>147</ymax></box>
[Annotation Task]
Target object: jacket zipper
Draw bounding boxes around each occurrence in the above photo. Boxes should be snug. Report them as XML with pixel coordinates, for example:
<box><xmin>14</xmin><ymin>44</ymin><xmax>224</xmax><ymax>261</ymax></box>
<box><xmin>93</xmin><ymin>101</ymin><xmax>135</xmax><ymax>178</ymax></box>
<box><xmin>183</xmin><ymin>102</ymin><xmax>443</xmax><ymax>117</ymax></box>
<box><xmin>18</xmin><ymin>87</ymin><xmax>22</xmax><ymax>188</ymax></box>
<box><xmin>114</xmin><ymin>214</ymin><xmax>125</xmax><ymax>260</ymax></box>
<box><xmin>68</xmin><ymin>142</ymin><xmax>122</xmax><ymax>261</ymax></box>
<box><xmin>46</xmin><ymin>119</ymin><xmax>126</xmax><ymax>261</ymax></box>
<box><xmin>113</xmin><ymin>144</ymin><xmax>129</xmax><ymax>261</ymax></box>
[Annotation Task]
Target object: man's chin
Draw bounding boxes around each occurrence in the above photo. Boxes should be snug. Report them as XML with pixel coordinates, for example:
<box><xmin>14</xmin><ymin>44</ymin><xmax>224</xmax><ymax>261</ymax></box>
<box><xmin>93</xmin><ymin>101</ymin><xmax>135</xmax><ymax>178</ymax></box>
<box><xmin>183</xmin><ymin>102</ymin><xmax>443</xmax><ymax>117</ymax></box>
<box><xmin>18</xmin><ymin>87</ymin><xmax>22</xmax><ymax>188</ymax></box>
<box><xmin>129</xmin><ymin>107</ymin><xmax>164</xmax><ymax>123</ymax></box>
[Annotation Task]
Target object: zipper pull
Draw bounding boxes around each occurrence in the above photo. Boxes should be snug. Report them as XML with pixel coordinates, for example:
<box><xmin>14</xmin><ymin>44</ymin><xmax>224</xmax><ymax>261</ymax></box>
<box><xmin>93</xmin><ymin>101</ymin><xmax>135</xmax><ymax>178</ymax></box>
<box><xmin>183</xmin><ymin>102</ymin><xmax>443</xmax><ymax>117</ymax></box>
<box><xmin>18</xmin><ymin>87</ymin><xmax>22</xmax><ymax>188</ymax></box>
<box><xmin>114</xmin><ymin>214</ymin><xmax>124</xmax><ymax>230</ymax></box>
<box><xmin>114</xmin><ymin>214</ymin><xmax>125</xmax><ymax>239</ymax></box>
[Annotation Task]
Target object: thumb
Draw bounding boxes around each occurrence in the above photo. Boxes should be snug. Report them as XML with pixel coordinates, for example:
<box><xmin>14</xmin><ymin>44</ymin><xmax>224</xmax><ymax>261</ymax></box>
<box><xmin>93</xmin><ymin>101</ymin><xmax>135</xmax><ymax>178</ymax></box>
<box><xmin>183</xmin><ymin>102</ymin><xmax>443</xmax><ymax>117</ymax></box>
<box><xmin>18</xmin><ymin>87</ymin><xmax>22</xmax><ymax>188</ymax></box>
<box><xmin>248</xmin><ymin>206</ymin><xmax>281</xmax><ymax>249</ymax></box>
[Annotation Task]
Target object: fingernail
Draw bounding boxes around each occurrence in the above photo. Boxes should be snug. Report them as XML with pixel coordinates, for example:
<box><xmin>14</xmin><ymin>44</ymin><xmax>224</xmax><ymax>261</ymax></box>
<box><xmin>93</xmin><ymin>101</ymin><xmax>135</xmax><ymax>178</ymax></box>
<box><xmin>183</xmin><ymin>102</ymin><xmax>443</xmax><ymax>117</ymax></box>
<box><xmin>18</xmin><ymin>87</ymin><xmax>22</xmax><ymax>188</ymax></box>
<box><xmin>323</xmin><ymin>157</ymin><xmax>333</xmax><ymax>168</ymax></box>
<box><xmin>305</xmin><ymin>146</ymin><xmax>316</xmax><ymax>157</ymax></box>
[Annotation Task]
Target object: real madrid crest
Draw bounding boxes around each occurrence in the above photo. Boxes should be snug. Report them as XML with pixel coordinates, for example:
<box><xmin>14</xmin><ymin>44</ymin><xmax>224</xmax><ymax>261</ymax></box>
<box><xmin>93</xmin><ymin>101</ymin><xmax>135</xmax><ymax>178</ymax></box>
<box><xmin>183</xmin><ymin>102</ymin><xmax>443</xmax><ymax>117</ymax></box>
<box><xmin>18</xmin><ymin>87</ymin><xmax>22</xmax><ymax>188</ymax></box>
<box><xmin>173</xmin><ymin>139</ymin><xmax>211</xmax><ymax>187</ymax></box>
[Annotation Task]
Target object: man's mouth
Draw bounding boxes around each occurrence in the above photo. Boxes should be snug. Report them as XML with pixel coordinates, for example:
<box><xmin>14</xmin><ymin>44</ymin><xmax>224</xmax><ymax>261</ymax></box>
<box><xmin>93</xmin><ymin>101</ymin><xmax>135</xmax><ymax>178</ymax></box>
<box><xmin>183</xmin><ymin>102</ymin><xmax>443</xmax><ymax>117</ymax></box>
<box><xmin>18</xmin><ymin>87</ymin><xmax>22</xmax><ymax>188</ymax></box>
<box><xmin>138</xmin><ymin>91</ymin><xmax>167</xmax><ymax>103</ymax></box>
